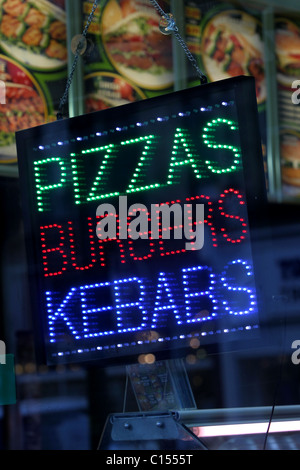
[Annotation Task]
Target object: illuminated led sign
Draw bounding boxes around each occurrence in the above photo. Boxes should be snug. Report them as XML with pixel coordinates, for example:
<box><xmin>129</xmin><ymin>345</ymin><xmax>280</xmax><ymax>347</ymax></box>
<box><xmin>16</xmin><ymin>76</ymin><xmax>266</xmax><ymax>366</ymax></box>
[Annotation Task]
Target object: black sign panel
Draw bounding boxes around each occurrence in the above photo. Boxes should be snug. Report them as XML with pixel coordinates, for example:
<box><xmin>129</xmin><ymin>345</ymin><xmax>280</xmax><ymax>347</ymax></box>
<box><xmin>16</xmin><ymin>76</ymin><xmax>266</xmax><ymax>366</ymax></box>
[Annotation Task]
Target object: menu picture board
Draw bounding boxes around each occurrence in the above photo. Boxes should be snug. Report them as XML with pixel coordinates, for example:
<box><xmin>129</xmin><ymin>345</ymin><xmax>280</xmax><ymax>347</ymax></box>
<box><xmin>16</xmin><ymin>76</ymin><xmax>267</xmax><ymax>367</ymax></box>
<box><xmin>200</xmin><ymin>9</ymin><xmax>265</xmax><ymax>106</ymax></box>
<box><xmin>184</xmin><ymin>2</ymin><xmax>265</xmax><ymax>104</ymax></box>
<box><xmin>0</xmin><ymin>0</ymin><xmax>67</xmax><ymax>166</ymax></box>
<box><xmin>275</xmin><ymin>16</ymin><xmax>300</xmax><ymax>198</ymax></box>
<box><xmin>184</xmin><ymin>1</ymin><xmax>268</xmax><ymax>189</ymax></box>
<box><xmin>82</xmin><ymin>0</ymin><xmax>174</xmax><ymax>114</ymax></box>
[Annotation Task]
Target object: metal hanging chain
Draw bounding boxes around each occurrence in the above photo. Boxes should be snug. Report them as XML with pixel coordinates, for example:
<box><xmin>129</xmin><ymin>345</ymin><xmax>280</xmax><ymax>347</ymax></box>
<box><xmin>57</xmin><ymin>0</ymin><xmax>207</xmax><ymax>119</ymax></box>
<box><xmin>57</xmin><ymin>0</ymin><xmax>99</xmax><ymax>119</ymax></box>
<box><xmin>149</xmin><ymin>0</ymin><xmax>207</xmax><ymax>84</ymax></box>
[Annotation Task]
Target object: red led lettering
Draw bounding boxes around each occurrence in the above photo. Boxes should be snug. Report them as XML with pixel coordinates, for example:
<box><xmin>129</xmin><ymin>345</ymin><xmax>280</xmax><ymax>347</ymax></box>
<box><xmin>40</xmin><ymin>224</ymin><xmax>68</xmax><ymax>277</ymax></box>
<box><xmin>218</xmin><ymin>188</ymin><xmax>248</xmax><ymax>243</ymax></box>
<box><xmin>67</xmin><ymin>217</ymin><xmax>97</xmax><ymax>270</ymax></box>
<box><xmin>97</xmin><ymin>213</ymin><xmax>128</xmax><ymax>266</ymax></box>
<box><xmin>186</xmin><ymin>195</ymin><xmax>218</xmax><ymax>248</ymax></box>
<box><xmin>128</xmin><ymin>239</ymin><xmax>156</xmax><ymax>261</ymax></box>
<box><xmin>39</xmin><ymin>189</ymin><xmax>248</xmax><ymax>278</ymax></box>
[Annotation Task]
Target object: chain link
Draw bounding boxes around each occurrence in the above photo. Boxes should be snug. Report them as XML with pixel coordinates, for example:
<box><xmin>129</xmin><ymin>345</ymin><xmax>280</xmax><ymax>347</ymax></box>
<box><xmin>57</xmin><ymin>0</ymin><xmax>99</xmax><ymax>119</ymax></box>
<box><xmin>148</xmin><ymin>0</ymin><xmax>166</xmax><ymax>17</ymax></box>
<box><xmin>149</xmin><ymin>0</ymin><xmax>207</xmax><ymax>84</ymax></box>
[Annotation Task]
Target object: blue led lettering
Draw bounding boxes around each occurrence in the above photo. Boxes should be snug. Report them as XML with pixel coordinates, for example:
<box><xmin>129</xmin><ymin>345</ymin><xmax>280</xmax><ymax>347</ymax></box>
<box><xmin>47</xmin><ymin>259</ymin><xmax>257</xmax><ymax>347</ymax></box>
<box><xmin>79</xmin><ymin>283</ymin><xmax>115</xmax><ymax>338</ymax></box>
<box><xmin>152</xmin><ymin>272</ymin><xmax>181</xmax><ymax>327</ymax></box>
<box><xmin>182</xmin><ymin>265</ymin><xmax>217</xmax><ymax>323</ymax></box>
<box><xmin>47</xmin><ymin>288</ymin><xmax>80</xmax><ymax>342</ymax></box>
<box><xmin>221</xmin><ymin>259</ymin><xmax>256</xmax><ymax>315</ymax></box>
<box><xmin>114</xmin><ymin>277</ymin><xmax>148</xmax><ymax>333</ymax></box>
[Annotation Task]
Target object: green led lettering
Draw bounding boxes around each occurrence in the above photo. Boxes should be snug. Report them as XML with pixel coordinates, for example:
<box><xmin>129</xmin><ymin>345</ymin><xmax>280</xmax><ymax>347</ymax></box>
<box><xmin>33</xmin><ymin>157</ymin><xmax>67</xmax><ymax>212</ymax></box>
<box><xmin>70</xmin><ymin>153</ymin><xmax>84</xmax><ymax>205</ymax></box>
<box><xmin>167</xmin><ymin>128</ymin><xmax>202</xmax><ymax>185</ymax></box>
<box><xmin>202</xmin><ymin>118</ymin><xmax>241</xmax><ymax>174</ymax></box>
<box><xmin>34</xmin><ymin>119</ymin><xmax>242</xmax><ymax>213</ymax></box>
<box><xmin>84</xmin><ymin>144</ymin><xmax>120</xmax><ymax>202</ymax></box>
<box><xmin>124</xmin><ymin>135</ymin><xmax>160</xmax><ymax>194</ymax></box>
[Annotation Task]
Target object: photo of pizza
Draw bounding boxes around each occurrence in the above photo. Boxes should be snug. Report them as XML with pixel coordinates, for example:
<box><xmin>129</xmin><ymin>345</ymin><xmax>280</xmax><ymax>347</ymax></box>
<box><xmin>0</xmin><ymin>0</ymin><xmax>67</xmax><ymax>70</ymax></box>
<box><xmin>101</xmin><ymin>0</ymin><xmax>173</xmax><ymax>90</ymax></box>
<box><xmin>200</xmin><ymin>10</ymin><xmax>266</xmax><ymax>105</ymax></box>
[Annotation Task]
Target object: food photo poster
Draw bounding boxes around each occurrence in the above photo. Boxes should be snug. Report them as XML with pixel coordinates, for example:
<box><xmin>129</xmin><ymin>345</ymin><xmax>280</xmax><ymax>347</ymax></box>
<box><xmin>1</xmin><ymin>0</ymin><xmax>300</xmax><ymax>203</ymax></box>
<box><xmin>0</xmin><ymin>0</ymin><xmax>67</xmax><ymax>166</ymax></box>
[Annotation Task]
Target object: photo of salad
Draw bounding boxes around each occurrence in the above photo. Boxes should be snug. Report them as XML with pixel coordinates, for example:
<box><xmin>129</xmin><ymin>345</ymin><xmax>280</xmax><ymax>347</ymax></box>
<box><xmin>200</xmin><ymin>10</ymin><xmax>266</xmax><ymax>105</ymax></box>
<box><xmin>0</xmin><ymin>0</ymin><xmax>67</xmax><ymax>70</ymax></box>
<box><xmin>101</xmin><ymin>0</ymin><xmax>173</xmax><ymax>90</ymax></box>
<box><xmin>0</xmin><ymin>55</ymin><xmax>47</xmax><ymax>163</ymax></box>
